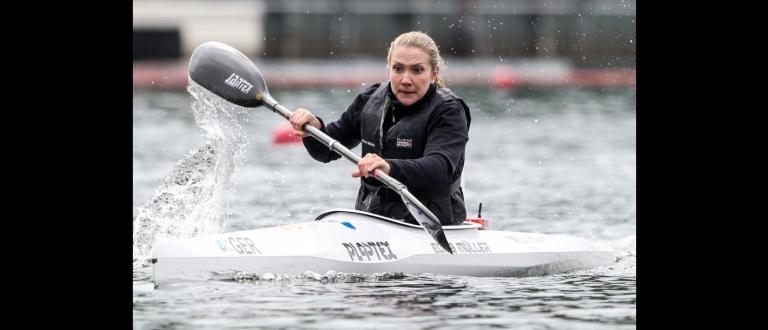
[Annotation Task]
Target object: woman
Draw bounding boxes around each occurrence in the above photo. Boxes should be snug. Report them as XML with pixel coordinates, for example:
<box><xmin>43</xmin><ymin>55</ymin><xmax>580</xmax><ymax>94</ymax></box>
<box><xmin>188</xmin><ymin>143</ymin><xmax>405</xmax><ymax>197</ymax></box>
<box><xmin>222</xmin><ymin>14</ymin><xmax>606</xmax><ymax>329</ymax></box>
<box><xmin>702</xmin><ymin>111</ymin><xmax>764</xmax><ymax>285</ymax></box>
<box><xmin>289</xmin><ymin>31</ymin><xmax>471</xmax><ymax>226</ymax></box>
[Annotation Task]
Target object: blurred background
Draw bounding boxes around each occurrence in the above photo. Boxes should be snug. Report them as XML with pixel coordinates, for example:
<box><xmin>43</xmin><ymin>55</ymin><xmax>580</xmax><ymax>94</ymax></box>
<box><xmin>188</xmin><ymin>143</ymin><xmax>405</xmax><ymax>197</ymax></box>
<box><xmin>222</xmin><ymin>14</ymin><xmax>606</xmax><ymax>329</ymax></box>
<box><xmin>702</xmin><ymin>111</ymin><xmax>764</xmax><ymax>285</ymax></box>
<box><xmin>133</xmin><ymin>0</ymin><xmax>636</xmax><ymax>88</ymax></box>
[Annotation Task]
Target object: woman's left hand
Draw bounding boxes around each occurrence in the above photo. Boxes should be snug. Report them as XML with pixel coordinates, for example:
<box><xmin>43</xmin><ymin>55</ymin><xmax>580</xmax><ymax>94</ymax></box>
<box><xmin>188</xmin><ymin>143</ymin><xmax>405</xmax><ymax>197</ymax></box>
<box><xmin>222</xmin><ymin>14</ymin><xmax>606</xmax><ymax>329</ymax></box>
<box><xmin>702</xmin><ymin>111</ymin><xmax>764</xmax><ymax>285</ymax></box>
<box><xmin>352</xmin><ymin>153</ymin><xmax>390</xmax><ymax>178</ymax></box>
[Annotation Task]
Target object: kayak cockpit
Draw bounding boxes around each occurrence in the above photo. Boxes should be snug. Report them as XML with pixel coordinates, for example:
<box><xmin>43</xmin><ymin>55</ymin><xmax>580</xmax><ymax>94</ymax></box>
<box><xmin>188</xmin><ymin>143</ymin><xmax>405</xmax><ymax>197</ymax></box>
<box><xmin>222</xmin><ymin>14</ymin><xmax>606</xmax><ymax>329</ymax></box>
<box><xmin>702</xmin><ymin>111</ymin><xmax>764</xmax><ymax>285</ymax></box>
<box><xmin>314</xmin><ymin>209</ymin><xmax>483</xmax><ymax>231</ymax></box>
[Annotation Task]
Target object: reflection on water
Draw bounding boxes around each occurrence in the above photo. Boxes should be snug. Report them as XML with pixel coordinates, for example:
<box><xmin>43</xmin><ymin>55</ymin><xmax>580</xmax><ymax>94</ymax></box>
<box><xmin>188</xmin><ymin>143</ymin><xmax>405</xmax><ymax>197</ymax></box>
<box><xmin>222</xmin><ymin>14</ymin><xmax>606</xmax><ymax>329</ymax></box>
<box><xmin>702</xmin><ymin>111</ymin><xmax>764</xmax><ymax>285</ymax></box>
<box><xmin>133</xmin><ymin>267</ymin><xmax>635</xmax><ymax>328</ymax></box>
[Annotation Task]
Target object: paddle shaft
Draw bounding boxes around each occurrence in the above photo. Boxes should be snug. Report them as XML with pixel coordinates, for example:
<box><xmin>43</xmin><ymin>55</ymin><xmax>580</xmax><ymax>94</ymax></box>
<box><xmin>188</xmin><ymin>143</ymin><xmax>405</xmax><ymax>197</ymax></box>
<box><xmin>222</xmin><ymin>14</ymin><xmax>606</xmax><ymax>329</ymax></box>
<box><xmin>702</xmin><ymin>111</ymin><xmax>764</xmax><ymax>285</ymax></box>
<box><xmin>268</xmin><ymin>102</ymin><xmax>418</xmax><ymax>207</ymax></box>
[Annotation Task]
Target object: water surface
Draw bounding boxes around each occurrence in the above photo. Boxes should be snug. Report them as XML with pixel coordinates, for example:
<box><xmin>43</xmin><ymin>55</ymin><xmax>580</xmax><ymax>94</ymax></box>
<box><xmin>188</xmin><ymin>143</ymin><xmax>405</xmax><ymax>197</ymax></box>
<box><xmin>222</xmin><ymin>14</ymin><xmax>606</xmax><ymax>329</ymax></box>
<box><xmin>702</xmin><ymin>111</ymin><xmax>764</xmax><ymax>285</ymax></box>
<box><xmin>133</xmin><ymin>84</ymin><xmax>636</xmax><ymax>329</ymax></box>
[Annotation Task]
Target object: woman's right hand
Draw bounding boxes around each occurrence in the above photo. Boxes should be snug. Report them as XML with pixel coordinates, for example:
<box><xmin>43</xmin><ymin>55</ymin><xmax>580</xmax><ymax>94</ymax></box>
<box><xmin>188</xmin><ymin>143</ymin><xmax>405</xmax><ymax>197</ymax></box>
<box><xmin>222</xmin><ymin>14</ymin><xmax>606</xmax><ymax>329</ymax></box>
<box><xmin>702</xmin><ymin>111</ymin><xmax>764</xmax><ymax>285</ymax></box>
<box><xmin>289</xmin><ymin>108</ymin><xmax>320</xmax><ymax>138</ymax></box>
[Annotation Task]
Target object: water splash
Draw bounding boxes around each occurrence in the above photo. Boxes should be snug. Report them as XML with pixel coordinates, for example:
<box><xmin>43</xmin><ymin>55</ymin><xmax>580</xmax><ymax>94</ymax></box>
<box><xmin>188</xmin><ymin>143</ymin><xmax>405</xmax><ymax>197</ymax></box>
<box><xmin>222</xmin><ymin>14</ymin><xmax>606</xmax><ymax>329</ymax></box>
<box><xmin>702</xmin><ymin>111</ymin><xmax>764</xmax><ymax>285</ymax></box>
<box><xmin>212</xmin><ymin>270</ymin><xmax>408</xmax><ymax>284</ymax></box>
<box><xmin>132</xmin><ymin>81</ymin><xmax>251</xmax><ymax>269</ymax></box>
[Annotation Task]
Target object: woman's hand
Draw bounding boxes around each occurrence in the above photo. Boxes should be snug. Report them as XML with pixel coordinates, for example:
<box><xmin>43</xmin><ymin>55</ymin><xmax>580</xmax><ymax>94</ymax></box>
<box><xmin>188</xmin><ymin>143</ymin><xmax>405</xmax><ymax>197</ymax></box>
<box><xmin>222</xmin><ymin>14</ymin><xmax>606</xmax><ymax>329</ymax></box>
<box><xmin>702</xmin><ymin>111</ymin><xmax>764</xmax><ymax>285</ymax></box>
<box><xmin>352</xmin><ymin>153</ymin><xmax>390</xmax><ymax>178</ymax></box>
<box><xmin>288</xmin><ymin>108</ymin><xmax>320</xmax><ymax>138</ymax></box>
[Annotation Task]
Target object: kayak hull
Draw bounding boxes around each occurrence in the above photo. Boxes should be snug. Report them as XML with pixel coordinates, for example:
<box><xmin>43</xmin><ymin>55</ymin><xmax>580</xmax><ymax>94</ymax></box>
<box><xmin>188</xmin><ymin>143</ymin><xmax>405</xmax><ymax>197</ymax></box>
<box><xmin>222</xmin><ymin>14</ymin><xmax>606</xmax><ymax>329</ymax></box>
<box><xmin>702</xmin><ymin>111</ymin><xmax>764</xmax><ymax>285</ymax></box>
<box><xmin>151</xmin><ymin>209</ymin><xmax>615</xmax><ymax>286</ymax></box>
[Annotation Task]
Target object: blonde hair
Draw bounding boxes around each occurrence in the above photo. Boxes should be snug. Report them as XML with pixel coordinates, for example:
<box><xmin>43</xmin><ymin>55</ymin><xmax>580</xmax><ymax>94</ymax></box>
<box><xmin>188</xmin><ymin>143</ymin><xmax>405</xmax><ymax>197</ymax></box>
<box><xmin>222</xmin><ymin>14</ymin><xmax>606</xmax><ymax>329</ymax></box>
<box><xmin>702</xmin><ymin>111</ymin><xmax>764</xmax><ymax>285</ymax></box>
<box><xmin>387</xmin><ymin>31</ymin><xmax>447</xmax><ymax>88</ymax></box>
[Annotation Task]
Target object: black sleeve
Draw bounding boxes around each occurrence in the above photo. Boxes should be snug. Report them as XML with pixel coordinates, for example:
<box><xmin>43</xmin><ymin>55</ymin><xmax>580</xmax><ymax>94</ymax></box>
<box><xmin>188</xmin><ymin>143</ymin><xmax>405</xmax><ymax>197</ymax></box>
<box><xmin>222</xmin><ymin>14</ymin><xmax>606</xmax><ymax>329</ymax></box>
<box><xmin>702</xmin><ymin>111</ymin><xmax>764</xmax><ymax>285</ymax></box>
<box><xmin>301</xmin><ymin>83</ymin><xmax>381</xmax><ymax>163</ymax></box>
<box><xmin>387</xmin><ymin>98</ymin><xmax>469</xmax><ymax>188</ymax></box>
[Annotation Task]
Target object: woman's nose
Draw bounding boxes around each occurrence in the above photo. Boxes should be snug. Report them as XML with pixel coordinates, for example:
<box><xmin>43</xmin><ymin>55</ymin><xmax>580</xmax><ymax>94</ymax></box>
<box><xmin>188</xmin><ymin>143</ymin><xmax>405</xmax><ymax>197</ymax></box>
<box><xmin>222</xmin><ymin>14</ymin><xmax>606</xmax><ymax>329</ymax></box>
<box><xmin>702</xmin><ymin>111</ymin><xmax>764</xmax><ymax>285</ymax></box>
<box><xmin>401</xmin><ymin>73</ymin><xmax>412</xmax><ymax>85</ymax></box>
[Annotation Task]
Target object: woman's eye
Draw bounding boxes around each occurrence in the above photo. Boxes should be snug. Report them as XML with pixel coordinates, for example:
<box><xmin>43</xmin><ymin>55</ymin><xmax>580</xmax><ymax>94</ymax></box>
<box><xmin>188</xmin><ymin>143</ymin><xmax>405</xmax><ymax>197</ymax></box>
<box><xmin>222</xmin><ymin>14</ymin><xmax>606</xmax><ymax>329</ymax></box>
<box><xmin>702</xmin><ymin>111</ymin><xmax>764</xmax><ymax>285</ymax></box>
<box><xmin>414</xmin><ymin>68</ymin><xmax>423</xmax><ymax>73</ymax></box>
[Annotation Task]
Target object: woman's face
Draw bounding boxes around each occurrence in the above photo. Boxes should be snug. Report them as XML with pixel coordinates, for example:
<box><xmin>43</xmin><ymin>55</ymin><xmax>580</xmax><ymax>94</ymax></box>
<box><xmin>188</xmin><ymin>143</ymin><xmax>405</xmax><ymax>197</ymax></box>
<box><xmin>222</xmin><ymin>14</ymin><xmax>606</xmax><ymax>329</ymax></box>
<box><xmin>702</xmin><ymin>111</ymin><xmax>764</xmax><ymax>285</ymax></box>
<box><xmin>388</xmin><ymin>46</ymin><xmax>437</xmax><ymax>106</ymax></box>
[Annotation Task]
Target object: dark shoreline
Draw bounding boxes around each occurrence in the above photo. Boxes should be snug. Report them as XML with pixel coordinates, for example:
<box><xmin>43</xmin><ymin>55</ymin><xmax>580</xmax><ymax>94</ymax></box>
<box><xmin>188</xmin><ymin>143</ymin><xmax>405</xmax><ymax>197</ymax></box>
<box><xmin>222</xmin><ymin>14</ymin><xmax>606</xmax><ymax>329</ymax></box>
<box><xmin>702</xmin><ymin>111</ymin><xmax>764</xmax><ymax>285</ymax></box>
<box><xmin>133</xmin><ymin>59</ymin><xmax>636</xmax><ymax>89</ymax></box>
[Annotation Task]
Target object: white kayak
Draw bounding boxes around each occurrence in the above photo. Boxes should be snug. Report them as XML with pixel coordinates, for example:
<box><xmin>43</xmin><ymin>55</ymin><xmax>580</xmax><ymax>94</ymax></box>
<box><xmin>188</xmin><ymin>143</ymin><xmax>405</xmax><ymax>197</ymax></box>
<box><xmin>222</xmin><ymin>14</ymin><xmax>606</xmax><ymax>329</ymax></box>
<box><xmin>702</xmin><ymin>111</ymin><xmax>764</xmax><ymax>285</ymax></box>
<box><xmin>151</xmin><ymin>209</ymin><xmax>615</xmax><ymax>286</ymax></box>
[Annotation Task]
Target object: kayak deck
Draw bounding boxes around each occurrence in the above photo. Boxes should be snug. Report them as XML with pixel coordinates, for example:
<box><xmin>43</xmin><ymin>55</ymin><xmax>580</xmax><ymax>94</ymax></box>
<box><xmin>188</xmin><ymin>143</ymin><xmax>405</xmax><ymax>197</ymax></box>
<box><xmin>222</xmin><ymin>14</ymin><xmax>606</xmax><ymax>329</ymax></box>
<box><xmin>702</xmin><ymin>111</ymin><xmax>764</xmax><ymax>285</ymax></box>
<box><xmin>151</xmin><ymin>209</ymin><xmax>615</xmax><ymax>286</ymax></box>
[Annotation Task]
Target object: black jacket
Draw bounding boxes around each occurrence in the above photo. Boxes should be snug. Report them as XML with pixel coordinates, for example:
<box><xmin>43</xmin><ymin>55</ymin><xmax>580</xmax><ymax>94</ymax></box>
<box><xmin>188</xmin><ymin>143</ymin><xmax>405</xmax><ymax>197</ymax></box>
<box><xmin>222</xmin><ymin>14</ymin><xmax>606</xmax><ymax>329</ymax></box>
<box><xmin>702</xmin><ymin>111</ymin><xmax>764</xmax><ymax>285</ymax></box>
<box><xmin>302</xmin><ymin>82</ymin><xmax>471</xmax><ymax>225</ymax></box>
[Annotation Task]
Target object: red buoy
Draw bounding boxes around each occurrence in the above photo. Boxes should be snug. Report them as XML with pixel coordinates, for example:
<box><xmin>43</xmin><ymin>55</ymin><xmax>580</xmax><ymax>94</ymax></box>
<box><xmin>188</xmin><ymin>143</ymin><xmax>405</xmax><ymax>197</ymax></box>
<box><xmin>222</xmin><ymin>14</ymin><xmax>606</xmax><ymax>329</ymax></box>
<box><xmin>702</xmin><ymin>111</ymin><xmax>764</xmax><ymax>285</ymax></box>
<box><xmin>272</xmin><ymin>122</ymin><xmax>302</xmax><ymax>144</ymax></box>
<box><xmin>491</xmin><ymin>65</ymin><xmax>518</xmax><ymax>89</ymax></box>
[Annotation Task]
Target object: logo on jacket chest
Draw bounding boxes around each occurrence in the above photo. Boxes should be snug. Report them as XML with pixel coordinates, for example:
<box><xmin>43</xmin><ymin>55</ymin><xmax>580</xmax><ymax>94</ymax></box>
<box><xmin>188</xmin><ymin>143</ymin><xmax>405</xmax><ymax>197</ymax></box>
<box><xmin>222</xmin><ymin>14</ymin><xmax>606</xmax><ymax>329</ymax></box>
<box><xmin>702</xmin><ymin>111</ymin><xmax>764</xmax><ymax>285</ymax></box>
<box><xmin>361</xmin><ymin>139</ymin><xmax>376</xmax><ymax>148</ymax></box>
<box><xmin>396</xmin><ymin>137</ymin><xmax>413</xmax><ymax>148</ymax></box>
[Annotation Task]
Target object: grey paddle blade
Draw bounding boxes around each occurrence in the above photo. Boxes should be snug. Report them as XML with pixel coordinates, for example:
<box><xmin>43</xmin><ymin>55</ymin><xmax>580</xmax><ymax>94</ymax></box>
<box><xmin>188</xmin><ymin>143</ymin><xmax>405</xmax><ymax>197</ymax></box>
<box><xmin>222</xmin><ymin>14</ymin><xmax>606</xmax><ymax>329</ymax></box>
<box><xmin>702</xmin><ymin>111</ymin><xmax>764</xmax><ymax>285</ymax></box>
<box><xmin>402</xmin><ymin>196</ymin><xmax>453</xmax><ymax>254</ymax></box>
<box><xmin>188</xmin><ymin>41</ymin><xmax>270</xmax><ymax>108</ymax></box>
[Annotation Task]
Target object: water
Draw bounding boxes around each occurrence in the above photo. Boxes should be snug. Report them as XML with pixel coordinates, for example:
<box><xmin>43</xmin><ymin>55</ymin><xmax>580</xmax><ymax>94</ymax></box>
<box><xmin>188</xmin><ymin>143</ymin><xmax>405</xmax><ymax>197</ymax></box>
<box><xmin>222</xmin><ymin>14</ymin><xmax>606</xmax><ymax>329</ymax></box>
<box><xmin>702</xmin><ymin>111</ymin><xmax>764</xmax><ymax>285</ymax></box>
<box><xmin>133</xmin><ymin>83</ymin><xmax>636</xmax><ymax>329</ymax></box>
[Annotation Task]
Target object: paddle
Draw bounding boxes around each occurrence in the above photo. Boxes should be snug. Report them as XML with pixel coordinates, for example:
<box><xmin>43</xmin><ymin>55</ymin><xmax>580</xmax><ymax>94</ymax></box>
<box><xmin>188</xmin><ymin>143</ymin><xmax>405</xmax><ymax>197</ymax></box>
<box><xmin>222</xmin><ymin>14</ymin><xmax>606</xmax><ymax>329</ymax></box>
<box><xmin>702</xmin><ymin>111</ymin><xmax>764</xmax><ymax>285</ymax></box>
<box><xmin>188</xmin><ymin>41</ymin><xmax>453</xmax><ymax>254</ymax></box>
